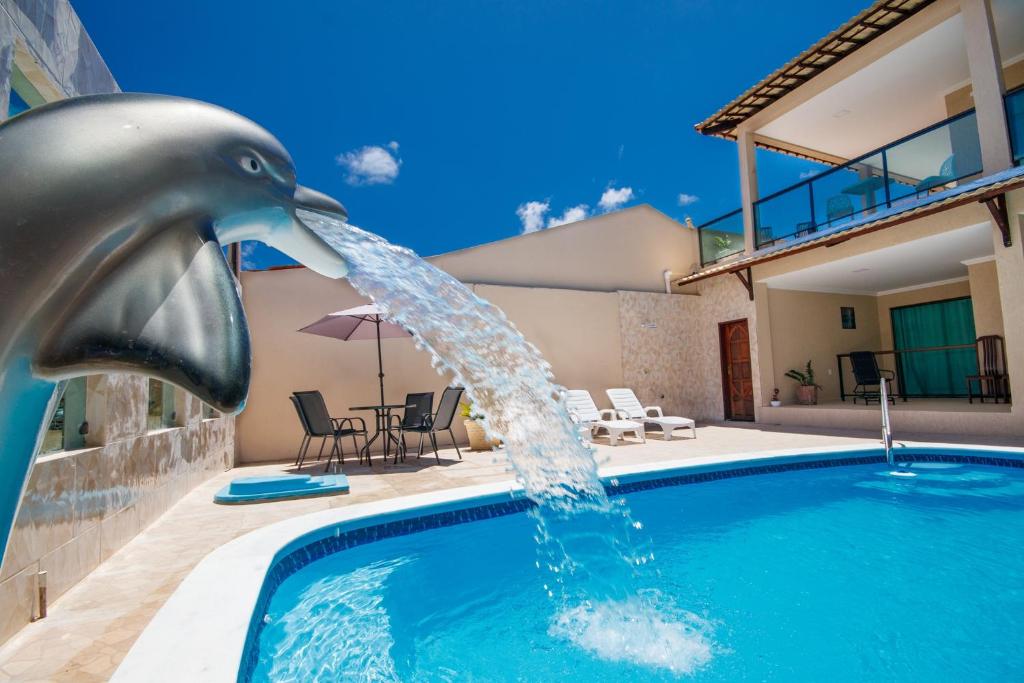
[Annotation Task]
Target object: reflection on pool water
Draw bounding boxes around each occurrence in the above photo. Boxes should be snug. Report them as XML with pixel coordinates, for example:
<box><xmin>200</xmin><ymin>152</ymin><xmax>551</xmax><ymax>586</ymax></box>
<box><xmin>249</xmin><ymin>461</ymin><xmax>1024</xmax><ymax>682</ymax></box>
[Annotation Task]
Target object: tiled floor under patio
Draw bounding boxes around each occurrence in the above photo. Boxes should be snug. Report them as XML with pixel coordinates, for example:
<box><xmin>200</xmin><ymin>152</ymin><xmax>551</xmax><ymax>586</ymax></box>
<box><xmin>1</xmin><ymin>422</ymin><xmax>1023</xmax><ymax>681</ymax></box>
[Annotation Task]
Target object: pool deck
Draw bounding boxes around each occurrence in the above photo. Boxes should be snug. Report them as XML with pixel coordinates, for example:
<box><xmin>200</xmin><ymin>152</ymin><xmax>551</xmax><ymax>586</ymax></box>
<box><xmin>1</xmin><ymin>422</ymin><xmax>1023</xmax><ymax>681</ymax></box>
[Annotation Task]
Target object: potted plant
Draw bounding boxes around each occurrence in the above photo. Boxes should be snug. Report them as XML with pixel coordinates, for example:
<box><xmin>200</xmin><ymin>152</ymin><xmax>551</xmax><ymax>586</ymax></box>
<box><xmin>785</xmin><ymin>361</ymin><xmax>821</xmax><ymax>405</ymax></box>
<box><xmin>460</xmin><ymin>402</ymin><xmax>499</xmax><ymax>451</ymax></box>
<box><xmin>770</xmin><ymin>388</ymin><xmax>781</xmax><ymax>407</ymax></box>
<box><xmin>712</xmin><ymin>235</ymin><xmax>733</xmax><ymax>259</ymax></box>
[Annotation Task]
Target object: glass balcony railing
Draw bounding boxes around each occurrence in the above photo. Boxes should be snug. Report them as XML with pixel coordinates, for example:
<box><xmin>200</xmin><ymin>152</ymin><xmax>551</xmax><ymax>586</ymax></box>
<box><xmin>1006</xmin><ymin>85</ymin><xmax>1024</xmax><ymax>166</ymax></box>
<box><xmin>697</xmin><ymin>208</ymin><xmax>744</xmax><ymax>266</ymax></box>
<box><xmin>751</xmin><ymin>109</ymin><xmax>983</xmax><ymax>249</ymax></box>
<box><xmin>696</xmin><ymin>109</ymin><xmax>986</xmax><ymax>266</ymax></box>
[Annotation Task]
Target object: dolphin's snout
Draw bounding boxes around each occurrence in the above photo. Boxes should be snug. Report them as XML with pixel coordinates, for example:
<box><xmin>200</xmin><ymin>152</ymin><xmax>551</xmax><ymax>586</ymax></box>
<box><xmin>293</xmin><ymin>185</ymin><xmax>347</xmax><ymax>220</ymax></box>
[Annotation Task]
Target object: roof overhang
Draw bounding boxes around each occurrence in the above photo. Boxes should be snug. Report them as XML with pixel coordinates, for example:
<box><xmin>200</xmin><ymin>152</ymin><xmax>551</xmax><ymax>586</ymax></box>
<box><xmin>695</xmin><ymin>0</ymin><xmax>938</xmax><ymax>141</ymax></box>
<box><xmin>672</xmin><ymin>168</ymin><xmax>1024</xmax><ymax>289</ymax></box>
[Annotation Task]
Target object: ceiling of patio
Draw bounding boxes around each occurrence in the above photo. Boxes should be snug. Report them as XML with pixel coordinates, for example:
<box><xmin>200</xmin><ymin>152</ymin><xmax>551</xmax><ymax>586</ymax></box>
<box><xmin>756</xmin><ymin>0</ymin><xmax>1024</xmax><ymax>162</ymax></box>
<box><xmin>757</xmin><ymin>222</ymin><xmax>995</xmax><ymax>296</ymax></box>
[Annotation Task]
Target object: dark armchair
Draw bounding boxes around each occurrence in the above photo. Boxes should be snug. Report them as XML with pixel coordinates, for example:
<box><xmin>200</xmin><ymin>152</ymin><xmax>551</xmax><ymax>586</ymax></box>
<box><xmin>396</xmin><ymin>387</ymin><xmax>465</xmax><ymax>464</ymax></box>
<box><xmin>967</xmin><ymin>335</ymin><xmax>1009</xmax><ymax>404</ymax></box>
<box><xmin>849</xmin><ymin>351</ymin><xmax>896</xmax><ymax>405</ymax></box>
<box><xmin>292</xmin><ymin>391</ymin><xmax>368</xmax><ymax>472</ymax></box>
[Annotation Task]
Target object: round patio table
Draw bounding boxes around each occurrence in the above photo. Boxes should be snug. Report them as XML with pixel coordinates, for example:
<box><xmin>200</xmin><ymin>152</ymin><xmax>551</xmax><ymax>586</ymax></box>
<box><xmin>349</xmin><ymin>403</ymin><xmax>412</xmax><ymax>465</ymax></box>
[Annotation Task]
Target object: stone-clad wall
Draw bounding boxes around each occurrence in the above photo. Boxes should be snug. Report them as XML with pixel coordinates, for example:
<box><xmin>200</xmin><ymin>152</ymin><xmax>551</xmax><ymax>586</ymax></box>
<box><xmin>0</xmin><ymin>0</ymin><xmax>228</xmax><ymax>647</ymax></box>
<box><xmin>619</xmin><ymin>276</ymin><xmax>761</xmax><ymax>422</ymax></box>
<box><xmin>0</xmin><ymin>0</ymin><xmax>119</xmax><ymax>118</ymax></box>
<box><xmin>0</xmin><ymin>376</ymin><xmax>234</xmax><ymax>645</ymax></box>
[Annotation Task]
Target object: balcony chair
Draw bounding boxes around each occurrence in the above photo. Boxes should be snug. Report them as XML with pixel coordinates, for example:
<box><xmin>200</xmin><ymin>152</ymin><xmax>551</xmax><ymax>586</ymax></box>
<box><xmin>388</xmin><ymin>391</ymin><xmax>434</xmax><ymax>463</ymax></box>
<box><xmin>606</xmin><ymin>388</ymin><xmax>695</xmax><ymax>440</ymax></box>
<box><xmin>757</xmin><ymin>226</ymin><xmax>776</xmax><ymax>248</ymax></box>
<box><xmin>565</xmin><ymin>389</ymin><xmax>645</xmax><ymax>446</ymax></box>
<box><xmin>397</xmin><ymin>387</ymin><xmax>464</xmax><ymax>464</ymax></box>
<box><xmin>914</xmin><ymin>154</ymin><xmax>956</xmax><ymax>196</ymax></box>
<box><xmin>826</xmin><ymin>195</ymin><xmax>854</xmax><ymax>225</ymax></box>
<box><xmin>292</xmin><ymin>390</ymin><xmax>368</xmax><ymax>472</ymax></box>
<box><xmin>966</xmin><ymin>335</ymin><xmax>1010</xmax><ymax>404</ymax></box>
<box><xmin>849</xmin><ymin>351</ymin><xmax>896</xmax><ymax>405</ymax></box>
<box><xmin>794</xmin><ymin>221</ymin><xmax>817</xmax><ymax>238</ymax></box>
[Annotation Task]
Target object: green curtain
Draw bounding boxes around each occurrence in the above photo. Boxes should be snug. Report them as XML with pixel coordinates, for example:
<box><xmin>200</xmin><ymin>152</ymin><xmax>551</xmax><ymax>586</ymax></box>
<box><xmin>892</xmin><ymin>297</ymin><xmax>978</xmax><ymax>396</ymax></box>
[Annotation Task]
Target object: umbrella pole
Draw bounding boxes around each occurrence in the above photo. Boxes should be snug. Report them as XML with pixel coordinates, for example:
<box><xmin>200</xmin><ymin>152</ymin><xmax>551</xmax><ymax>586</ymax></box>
<box><xmin>376</xmin><ymin>318</ymin><xmax>385</xmax><ymax>407</ymax></box>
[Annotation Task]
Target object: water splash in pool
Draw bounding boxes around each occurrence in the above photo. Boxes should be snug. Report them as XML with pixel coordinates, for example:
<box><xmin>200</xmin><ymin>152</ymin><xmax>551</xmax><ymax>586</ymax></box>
<box><xmin>297</xmin><ymin>211</ymin><xmax>711</xmax><ymax>672</ymax></box>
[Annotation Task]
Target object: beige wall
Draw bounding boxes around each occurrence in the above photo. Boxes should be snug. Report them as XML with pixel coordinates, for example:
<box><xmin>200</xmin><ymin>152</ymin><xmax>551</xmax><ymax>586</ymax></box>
<box><xmin>876</xmin><ymin>279</ymin><xmax>973</xmax><ymax>350</ymax></box>
<box><xmin>945</xmin><ymin>58</ymin><xmax>1024</xmax><ymax>116</ymax></box>
<box><xmin>766</xmin><ymin>289</ymin><xmax>881</xmax><ymax>403</ymax></box>
<box><xmin>968</xmin><ymin>259</ymin><xmax>1005</xmax><ymax>337</ymax></box>
<box><xmin>431</xmin><ymin>205</ymin><xmax>699</xmax><ymax>293</ymax></box>
<box><xmin>237</xmin><ymin>267</ymin><xmax>629</xmax><ymax>464</ymax></box>
<box><xmin>0</xmin><ymin>377</ymin><xmax>233</xmax><ymax>645</ymax></box>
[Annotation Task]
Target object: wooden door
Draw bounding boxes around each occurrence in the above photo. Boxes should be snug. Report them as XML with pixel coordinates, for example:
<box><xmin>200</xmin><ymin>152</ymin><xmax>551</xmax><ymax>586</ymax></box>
<box><xmin>719</xmin><ymin>319</ymin><xmax>754</xmax><ymax>421</ymax></box>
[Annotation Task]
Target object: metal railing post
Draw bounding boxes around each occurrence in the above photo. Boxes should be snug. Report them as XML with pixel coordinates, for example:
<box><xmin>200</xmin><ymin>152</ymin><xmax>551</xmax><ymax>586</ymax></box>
<box><xmin>880</xmin><ymin>377</ymin><xmax>894</xmax><ymax>467</ymax></box>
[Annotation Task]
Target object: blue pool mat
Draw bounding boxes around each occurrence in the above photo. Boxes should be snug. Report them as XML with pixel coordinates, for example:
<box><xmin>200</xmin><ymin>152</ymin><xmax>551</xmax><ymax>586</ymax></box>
<box><xmin>214</xmin><ymin>473</ymin><xmax>349</xmax><ymax>504</ymax></box>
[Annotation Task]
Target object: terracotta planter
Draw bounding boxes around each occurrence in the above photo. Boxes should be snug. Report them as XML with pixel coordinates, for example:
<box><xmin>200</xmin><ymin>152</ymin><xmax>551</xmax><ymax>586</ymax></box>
<box><xmin>464</xmin><ymin>419</ymin><xmax>499</xmax><ymax>451</ymax></box>
<box><xmin>795</xmin><ymin>385</ymin><xmax>818</xmax><ymax>405</ymax></box>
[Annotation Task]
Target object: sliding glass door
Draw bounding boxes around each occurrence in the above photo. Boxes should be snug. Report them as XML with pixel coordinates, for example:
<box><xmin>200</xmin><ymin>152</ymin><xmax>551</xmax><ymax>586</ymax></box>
<box><xmin>891</xmin><ymin>297</ymin><xmax>978</xmax><ymax>397</ymax></box>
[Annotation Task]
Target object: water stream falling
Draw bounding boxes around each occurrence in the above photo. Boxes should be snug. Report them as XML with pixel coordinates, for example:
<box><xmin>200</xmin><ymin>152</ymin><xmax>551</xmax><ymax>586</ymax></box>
<box><xmin>298</xmin><ymin>211</ymin><xmax>712</xmax><ymax>674</ymax></box>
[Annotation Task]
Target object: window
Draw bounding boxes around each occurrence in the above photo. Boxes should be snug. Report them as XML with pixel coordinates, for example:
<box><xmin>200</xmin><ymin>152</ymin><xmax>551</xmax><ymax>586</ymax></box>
<box><xmin>7</xmin><ymin>88</ymin><xmax>29</xmax><ymax>117</ymax></box>
<box><xmin>202</xmin><ymin>403</ymin><xmax>220</xmax><ymax>420</ymax></box>
<box><xmin>840</xmin><ymin>306</ymin><xmax>856</xmax><ymax>330</ymax></box>
<box><xmin>147</xmin><ymin>379</ymin><xmax>176</xmax><ymax>430</ymax></box>
<box><xmin>41</xmin><ymin>378</ymin><xmax>87</xmax><ymax>454</ymax></box>
<box><xmin>7</xmin><ymin>63</ymin><xmax>46</xmax><ymax>118</ymax></box>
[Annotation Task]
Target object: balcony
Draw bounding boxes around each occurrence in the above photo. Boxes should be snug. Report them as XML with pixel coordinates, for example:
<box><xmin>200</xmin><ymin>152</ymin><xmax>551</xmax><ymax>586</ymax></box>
<box><xmin>754</xmin><ymin>109</ymin><xmax>984</xmax><ymax>250</ymax></box>
<box><xmin>698</xmin><ymin>108</ymin><xmax>992</xmax><ymax>266</ymax></box>
<box><xmin>697</xmin><ymin>208</ymin><xmax>744</xmax><ymax>266</ymax></box>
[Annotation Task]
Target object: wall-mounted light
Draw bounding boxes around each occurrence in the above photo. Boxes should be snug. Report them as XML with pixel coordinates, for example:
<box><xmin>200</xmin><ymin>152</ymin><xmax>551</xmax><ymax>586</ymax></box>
<box><xmin>641</xmin><ymin>322</ymin><xmax>657</xmax><ymax>329</ymax></box>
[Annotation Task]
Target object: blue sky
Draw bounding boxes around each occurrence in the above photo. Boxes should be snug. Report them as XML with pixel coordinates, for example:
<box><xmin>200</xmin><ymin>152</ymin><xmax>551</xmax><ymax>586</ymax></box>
<box><xmin>74</xmin><ymin>0</ymin><xmax>864</xmax><ymax>269</ymax></box>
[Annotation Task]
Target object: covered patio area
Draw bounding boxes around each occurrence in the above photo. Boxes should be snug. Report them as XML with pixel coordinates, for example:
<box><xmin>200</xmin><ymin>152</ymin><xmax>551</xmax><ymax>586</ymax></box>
<box><xmin>755</xmin><ymin>216</ymin><xmax>1017</xmax><ymax>436</ymax></box>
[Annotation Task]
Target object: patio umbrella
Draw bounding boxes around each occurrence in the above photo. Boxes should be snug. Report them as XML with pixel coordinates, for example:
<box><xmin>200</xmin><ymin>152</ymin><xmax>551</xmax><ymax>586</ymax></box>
<box><xmin>298</xmin><ymin>304</ymin><xmax>412</xmax><ymax>406</ymax></box>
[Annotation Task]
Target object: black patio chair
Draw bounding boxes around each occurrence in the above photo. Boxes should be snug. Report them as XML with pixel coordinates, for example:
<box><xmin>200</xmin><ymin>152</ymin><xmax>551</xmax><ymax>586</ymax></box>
<box><xmin>967</xmin><ymin>335</ymin><xmax>1009</xmax><ymax>404</ymax></box>
<box><xmin>290</xmin><ymin>395</ymin><xmax>313</xmax><ymax>467</ymax></box>
<box><xmin>388</xmin><ymin>392</ymin><xmax>434</xmax><ymax>463</ymax></box>
<box><xmin>399</xmin><ymin>387</ymin><xmax>464</xmax><ymax>464</ymax></box>
<box><xmin>849</xmin><ymin>351</ymin><xmax>896</xmax><ymax>405</ymax></box>
<box><xmin>292</xmin><ymin>391</ymin><xmax>368</xmax><ymax>472</ymax></box>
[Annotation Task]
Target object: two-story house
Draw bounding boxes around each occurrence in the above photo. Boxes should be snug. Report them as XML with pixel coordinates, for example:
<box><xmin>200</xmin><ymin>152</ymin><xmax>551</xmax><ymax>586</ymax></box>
<box><xmin>674</xmin><ymin>0</ymin><xmax>1024</xmax><ymax>436</ymax></box>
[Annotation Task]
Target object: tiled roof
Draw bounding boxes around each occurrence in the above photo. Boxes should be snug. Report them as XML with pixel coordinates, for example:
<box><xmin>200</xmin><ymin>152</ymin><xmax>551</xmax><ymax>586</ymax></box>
<box><xmin>695</xmin><ymin>0</ymin><xmax>936</xmax><ymax>139</ymax></box>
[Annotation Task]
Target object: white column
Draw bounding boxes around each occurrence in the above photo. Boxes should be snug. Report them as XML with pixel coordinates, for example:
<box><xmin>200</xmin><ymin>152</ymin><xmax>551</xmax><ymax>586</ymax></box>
<box><xmin>737</xmin><ymin>128</ymin><xmax>759</xmax><ymax>253</ymax></box>
<box><xmin>961</xmin><ymin>0</ymin><xmax>1012</xmax><ymax>175</ymax></box>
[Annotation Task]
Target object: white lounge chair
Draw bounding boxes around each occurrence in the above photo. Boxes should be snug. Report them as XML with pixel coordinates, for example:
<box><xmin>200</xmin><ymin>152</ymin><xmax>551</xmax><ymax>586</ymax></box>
<box><xmin>565</xmin><ymin>390</ymin><xmax>645</xmax><ymax>446</ymax></box>
<box><xmin>605</xmin><ymin>388</ymin><xmax>696</xmax><ymax>440</ymax></box>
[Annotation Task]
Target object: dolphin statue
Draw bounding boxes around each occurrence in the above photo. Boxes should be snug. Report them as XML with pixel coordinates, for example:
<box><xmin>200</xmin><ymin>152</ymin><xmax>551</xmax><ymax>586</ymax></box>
<box><xmin>0</xmin><ymin>93</ymin><xmax>349</xmax><ymax>561</ymax></box>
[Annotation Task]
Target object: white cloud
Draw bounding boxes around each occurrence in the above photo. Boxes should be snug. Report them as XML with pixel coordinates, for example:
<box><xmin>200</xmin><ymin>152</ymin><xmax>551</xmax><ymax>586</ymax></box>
<box><xmin>799</xmin><ymin>169</ymin><xmax>818</xmax><ymax>179</ymax></box>
<box><xmin>516</xmin><ymin>200</ymin><xmax>550</xmax><ymax>234</ymax></box>
<box><xmin>240</xmin><ymin>242</ymin><xmax>258</xmax><ymax>270</ymax></box>
<box><xmin>547</xmin><ymin>204</ymin><xmax>589</xmax><ymax>228</ymax></box>
<box><xmin>677</xmin><ymin>193</ymin><xmax>699</xmax><ymax>207</ymax></box>
<box><xmin>598</xmin><ymin>186</ymin><xmax>634</xmax><ymax>212</ymax></box>
<box><xmin>336</xmin><ymin>144</ymin><xmax>401</xmax><ymax>185</ymax></box>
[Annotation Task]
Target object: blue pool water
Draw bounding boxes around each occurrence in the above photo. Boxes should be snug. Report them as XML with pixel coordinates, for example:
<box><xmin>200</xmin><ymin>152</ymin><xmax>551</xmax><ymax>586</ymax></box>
<box><xmin>249</xmin><ymin>460</ymin><xmax>1024</xmax><ymax>681</ymax></box>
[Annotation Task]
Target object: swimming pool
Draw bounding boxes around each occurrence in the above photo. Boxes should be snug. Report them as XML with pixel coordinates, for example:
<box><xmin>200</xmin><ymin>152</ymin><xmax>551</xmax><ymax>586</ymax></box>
<box><xmin>240</xmin><ymin>449</ymin><xmax>1024</xmax><ymax>682</ymax></box>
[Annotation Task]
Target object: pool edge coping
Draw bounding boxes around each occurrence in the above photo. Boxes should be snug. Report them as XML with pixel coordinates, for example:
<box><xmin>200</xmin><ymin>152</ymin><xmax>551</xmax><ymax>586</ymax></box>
<box><xmin>111</xmin><ymin>441</ymin><xmax>1024</xmax><ymax>682</ymax></box>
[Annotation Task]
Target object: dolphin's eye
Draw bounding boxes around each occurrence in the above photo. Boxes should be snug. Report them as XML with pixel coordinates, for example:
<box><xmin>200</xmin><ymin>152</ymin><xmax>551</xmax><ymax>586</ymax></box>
<box><xmin>239</xmin><ymin>155</ymin><xmax>261</xmax><ymax>174</ymax></box>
